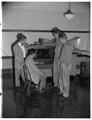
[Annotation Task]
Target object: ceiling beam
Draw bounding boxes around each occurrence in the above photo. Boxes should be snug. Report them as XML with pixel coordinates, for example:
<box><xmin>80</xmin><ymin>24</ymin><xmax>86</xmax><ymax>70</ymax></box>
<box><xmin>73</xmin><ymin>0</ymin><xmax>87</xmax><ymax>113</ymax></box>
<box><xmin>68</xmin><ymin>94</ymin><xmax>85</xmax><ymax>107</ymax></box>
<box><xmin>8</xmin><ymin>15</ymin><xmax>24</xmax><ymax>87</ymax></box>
<box><xmin>2</xmin><ymin>29</ymin><xmax>90</xmax><ymax>33</ymax></box>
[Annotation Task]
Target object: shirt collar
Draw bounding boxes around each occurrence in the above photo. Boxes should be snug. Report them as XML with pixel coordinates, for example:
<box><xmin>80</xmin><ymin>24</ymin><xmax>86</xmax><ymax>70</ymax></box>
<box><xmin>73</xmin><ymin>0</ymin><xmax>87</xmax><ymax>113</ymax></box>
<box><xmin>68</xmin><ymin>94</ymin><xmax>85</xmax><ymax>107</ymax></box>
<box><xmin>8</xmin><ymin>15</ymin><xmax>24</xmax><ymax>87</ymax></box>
<box><xmin>18</xmin><ymin>42</ymin><xmax>22</xmax><ymax>46</ymax></box>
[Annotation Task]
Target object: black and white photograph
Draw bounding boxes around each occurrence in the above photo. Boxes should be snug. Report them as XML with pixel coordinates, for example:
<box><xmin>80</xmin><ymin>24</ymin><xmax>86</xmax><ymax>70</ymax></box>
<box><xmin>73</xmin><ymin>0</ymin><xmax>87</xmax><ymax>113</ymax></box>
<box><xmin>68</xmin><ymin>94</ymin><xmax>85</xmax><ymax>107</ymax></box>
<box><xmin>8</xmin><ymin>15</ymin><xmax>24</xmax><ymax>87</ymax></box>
<box><xmin>1</xmin><ymin>1</ymin><xmax>90</xmax><ymax>118</ymax></box>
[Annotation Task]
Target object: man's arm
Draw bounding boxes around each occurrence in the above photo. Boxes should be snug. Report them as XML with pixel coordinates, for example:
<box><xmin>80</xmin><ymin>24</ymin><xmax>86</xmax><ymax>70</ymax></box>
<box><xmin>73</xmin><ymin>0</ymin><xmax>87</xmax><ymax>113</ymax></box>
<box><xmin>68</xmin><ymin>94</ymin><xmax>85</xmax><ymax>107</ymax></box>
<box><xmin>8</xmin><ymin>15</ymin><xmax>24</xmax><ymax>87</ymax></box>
<box><xmin>39</xmin><ymin>38</ymin><xmax>56</xmax><ymax>43</ymax></box>
<box><xmin>67</xmin><ymin>36</ymin><xmax>80</xmax><ymax>46</ymax></box>
<box><xmin>67</xmin><ymin>36</ymin><xmax>90</xmax><ymax>55</ymax></box>
<box><xmin>68</xmin><ymin>36</ymin><xmax>80</xmax><ymax>42</ymax></box>
<box><xmin>24</xmin><ymin>42</ymin><xmax>30</xmax><ymax>48</ymax></box>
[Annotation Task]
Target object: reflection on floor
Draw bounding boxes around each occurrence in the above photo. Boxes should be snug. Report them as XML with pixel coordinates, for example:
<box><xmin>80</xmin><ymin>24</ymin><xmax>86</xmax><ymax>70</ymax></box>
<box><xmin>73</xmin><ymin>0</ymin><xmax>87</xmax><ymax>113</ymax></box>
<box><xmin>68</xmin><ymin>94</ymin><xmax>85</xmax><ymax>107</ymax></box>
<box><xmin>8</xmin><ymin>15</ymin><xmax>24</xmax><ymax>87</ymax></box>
<box><xmin>2</xmin><ymin>77</ymin><xmax>90</xmax><ymax>118</ymax></box>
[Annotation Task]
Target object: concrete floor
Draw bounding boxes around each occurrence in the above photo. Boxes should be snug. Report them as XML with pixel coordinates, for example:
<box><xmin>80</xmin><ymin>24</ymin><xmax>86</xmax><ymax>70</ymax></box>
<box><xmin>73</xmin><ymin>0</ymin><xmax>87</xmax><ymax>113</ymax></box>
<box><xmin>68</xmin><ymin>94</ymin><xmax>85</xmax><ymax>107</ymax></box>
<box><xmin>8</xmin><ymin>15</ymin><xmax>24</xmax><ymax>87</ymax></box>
<box><xmin>2</xmin><ymin>77</ymin><xmax>90</xmax><ymax>118</ymax></box>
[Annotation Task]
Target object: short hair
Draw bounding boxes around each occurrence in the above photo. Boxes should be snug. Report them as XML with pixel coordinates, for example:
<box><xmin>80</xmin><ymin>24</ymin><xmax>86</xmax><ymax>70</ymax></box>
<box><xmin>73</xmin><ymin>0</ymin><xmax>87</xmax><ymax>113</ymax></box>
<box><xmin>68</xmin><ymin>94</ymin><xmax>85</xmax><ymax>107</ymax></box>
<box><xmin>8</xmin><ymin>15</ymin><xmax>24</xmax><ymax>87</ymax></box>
<box><xmin>58</xmin><ymin>32</ymin><xmax>67</xmax><ymax>39</ymax></box>
<box><xmin>26</xmin><ymin>49</ymin><xmax>36</xmax><ymax>57</ymax></box>
<box><xmin>51</xmin><ymin>27</ymin><xmax>60</xmax><ymax>34</ymax></box>
<box><xmin>17</xmin><ymin>33</ymin><xmax>27</xmax><ymax>41</ymax></box>
<box><xmin>30</xmin><ymin>49</ymin><xmax>36</xmax><ymax>54</ymax></box>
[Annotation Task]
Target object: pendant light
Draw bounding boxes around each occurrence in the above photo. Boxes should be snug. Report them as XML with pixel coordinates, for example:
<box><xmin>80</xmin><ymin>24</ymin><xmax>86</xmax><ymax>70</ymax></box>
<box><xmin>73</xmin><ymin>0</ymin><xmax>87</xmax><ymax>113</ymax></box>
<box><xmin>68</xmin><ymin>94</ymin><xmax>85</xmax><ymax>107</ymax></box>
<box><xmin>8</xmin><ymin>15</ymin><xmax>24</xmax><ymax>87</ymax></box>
<box><xmin>64</xmin><ymin>2</ymin><xmax>75</xmax><ymax>20</ymax></box>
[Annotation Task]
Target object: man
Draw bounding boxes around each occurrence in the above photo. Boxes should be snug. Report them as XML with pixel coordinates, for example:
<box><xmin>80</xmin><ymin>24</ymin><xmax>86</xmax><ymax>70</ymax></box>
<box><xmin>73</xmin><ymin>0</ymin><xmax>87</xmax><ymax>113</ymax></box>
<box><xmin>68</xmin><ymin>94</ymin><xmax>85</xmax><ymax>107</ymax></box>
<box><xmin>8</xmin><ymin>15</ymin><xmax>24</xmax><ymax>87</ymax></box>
<box><xmin>25</xmin><ymin>49</ymin><xmax>47</xmax><ymax>93</ymax></box>
<box><xmin>58</xmin><ymin>33</ymin><xmax>80</xmax><ymax>99</ymax></box>
<box><xmin>41</xmin><ymin>27</ymin><xmax>63</xmax><ymax>89</ymax></box>
<box><xmin>51</xmin><ymin>27</ymin><xmax>62</xmax><ymax>89</ymax></box>
<box><xmin>13</xmin><ymin>33</ymin><xmax>28</xmax><ymax>87</ymax></box>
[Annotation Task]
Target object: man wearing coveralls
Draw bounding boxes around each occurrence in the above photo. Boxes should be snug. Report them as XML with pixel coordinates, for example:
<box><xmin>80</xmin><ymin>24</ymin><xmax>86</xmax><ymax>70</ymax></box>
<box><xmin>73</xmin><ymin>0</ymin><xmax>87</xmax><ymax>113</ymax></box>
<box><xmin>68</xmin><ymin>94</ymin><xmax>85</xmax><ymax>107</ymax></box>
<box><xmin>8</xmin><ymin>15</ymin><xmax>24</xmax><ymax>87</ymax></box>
<box><xmin>58</xmin><ymin>33</ymin><xmax>80</xmax><ymax>98</ymax></box>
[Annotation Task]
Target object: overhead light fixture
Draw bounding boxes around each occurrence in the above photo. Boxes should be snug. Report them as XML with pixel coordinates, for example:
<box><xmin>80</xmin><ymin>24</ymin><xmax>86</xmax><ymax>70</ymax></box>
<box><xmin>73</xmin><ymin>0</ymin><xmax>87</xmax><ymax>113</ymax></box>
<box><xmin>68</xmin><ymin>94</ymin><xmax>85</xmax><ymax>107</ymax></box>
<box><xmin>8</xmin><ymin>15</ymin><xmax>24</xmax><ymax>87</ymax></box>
<box><xmin>64</xmin><ymin>2</ymin><xmax>75</xmax><ymax>20</ymax></box>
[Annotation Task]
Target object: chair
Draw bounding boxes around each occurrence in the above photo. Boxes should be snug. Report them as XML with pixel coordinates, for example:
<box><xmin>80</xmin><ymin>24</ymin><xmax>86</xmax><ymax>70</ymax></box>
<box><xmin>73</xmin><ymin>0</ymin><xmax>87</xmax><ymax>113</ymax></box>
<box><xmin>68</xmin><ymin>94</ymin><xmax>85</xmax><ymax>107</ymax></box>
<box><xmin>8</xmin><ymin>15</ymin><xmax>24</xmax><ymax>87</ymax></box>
<box><xmin>23</xmin><ymin>64</ymin><xmax>40</xmax><ymax>97</ymax></box>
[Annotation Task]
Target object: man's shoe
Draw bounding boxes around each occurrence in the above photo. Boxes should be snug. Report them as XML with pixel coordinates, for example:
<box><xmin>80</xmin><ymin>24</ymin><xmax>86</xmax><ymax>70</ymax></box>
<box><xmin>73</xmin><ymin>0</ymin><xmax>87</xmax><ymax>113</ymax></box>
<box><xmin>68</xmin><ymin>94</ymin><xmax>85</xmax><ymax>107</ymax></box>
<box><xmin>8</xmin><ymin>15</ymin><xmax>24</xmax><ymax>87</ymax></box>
<box><xmin>58</xmin><ymin>92</ymin><xmax>63</xmax><ymax>96</ymax></box>
<box><xmin>53</xmin><ymin>86</ymin><xmax>59</xmax><ymax>92</ymax></box>
<box><xmin>35</xmin><ymin>85</ymin><xmax>40</xmax><ymax>92</ymax></box>
<box><xmin>60</xmin><ymin>96</ymin><xmax>69</xmax><ymax>101</ymax></box>
<box><xmin>63</xmin><ymin>93</ymin><xmax>69</xmax><ymax>98</ymax></box>
<box><xmin>15</xmin><ymin>87</ymin><xmax>22</xmax><ymax>92</ymax></box>
<box><xmin>39</xmin><ymin>88</ymin><xmax>45</xmax><ymax>95</ymax></box>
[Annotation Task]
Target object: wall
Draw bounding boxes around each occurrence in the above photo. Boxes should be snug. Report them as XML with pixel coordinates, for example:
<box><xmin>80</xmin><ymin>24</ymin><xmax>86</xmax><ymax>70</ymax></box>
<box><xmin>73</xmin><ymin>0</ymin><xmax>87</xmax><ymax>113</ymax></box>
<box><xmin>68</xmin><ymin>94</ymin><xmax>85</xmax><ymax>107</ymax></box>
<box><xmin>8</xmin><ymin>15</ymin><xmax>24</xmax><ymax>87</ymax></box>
<box><xmin>2</xmin><ymin>32</ymin><xmax>90</xmax><ymax>57</ymax></box>
<box><xmin>2</xmin><ymin>2</ymin><xmax>90</xmax><ymax>30</ymax></box>
<box><xmin>2</xmin><ymin>2</ymin><xmax>90</xmax><ymax>56</ymax></box>
<box><xmin>2</xmin><ymin>2</ymin><xmax>90</xmax><ymax>72</ymax></box>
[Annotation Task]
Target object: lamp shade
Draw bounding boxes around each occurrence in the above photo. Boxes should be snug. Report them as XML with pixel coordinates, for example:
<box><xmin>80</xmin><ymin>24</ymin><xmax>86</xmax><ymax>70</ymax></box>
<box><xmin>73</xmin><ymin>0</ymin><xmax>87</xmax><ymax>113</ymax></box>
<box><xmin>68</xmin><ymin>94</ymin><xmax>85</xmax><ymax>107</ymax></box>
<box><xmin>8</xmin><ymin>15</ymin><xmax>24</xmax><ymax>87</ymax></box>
<box><xmin>64</xmin><ymin>9</ymin><xmax>75</xmax><ymax>20</ymax></box>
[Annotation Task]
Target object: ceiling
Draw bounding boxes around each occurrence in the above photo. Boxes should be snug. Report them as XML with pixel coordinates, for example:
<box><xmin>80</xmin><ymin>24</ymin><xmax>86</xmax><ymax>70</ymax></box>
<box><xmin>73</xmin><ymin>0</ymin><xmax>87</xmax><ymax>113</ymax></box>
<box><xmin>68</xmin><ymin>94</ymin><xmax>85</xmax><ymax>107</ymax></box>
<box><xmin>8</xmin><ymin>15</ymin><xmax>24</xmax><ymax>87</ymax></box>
<box><xmin>2</xmin><ymin>2</ymin><xmax>90</xmax><ymax>13</ymax></box>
